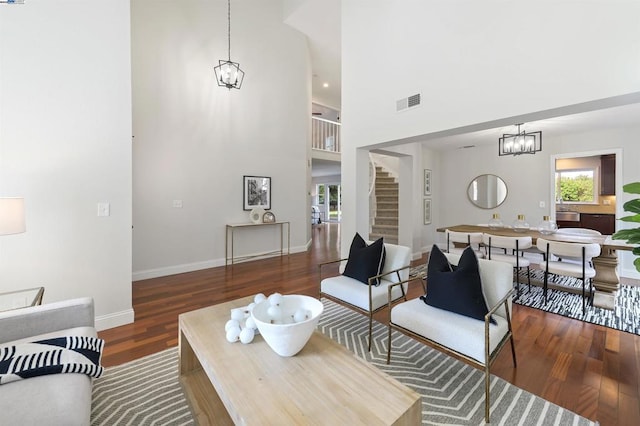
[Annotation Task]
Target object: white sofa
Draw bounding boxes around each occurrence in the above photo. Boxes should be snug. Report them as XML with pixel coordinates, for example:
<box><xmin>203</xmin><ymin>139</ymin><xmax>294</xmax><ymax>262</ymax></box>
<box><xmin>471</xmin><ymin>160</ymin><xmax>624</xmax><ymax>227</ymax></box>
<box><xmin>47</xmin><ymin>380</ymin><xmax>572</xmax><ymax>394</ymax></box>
<box><xmin>387</xmin><ymin>253</ymin><xmax>516</xmax><ymax>423</ymax></box>
<box><xmin>0</xmin><ymin>298</ymin><xmax>97</xmax><ymax>426</ymax></box>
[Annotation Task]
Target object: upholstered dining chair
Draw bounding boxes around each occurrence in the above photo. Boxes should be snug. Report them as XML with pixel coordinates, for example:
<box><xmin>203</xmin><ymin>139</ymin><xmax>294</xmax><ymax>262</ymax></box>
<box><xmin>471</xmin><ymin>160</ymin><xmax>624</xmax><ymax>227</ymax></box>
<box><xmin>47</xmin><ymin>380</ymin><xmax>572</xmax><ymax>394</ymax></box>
<box><xmin>319</xmin><ymin>241</ymin><xmax>412</xmax><ymax>351</ymax></box>
<box><xmin>536</xmin><ymin>238</ymin><xmax>601</xmax><ymax>314</ymax></box>
<box><xmin>445</xmin><ymin>230</ymin><xmax>485</xmax><ymax>258</ymax></box>
<box><xmin>482</xmin><ymin>234</ymin><xmax>533</xmax><ymax>297</ymax></box>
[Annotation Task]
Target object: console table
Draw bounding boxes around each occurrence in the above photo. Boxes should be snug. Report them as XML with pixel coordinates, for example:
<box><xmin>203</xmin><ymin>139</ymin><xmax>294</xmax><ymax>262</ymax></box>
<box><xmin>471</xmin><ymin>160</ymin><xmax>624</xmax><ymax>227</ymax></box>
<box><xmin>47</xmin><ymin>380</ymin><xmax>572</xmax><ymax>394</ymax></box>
<box><xmin>225</xmin><ymin>221</ymin><xmax>290</xmax><ymax>265</ymax></box>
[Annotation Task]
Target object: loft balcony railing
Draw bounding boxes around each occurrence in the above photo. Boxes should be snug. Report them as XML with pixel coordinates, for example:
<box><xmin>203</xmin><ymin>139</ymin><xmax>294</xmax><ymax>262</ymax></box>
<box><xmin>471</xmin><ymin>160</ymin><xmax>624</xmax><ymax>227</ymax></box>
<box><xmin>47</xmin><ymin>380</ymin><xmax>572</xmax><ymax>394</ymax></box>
<box><xmin>312</xmin><ymin>117</ymin><xmax>341</xmax><ymax>153</ymax></box>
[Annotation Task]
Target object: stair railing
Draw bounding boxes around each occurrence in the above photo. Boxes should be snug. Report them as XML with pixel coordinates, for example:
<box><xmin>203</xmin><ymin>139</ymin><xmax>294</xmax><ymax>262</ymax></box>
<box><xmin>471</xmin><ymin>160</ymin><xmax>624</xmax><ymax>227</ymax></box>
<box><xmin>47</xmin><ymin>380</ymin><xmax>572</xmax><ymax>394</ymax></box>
<box><xmin>369</xmin><ymin>154</ymin><xmax>377</xmax><ymax>229</ymax></box>
<box><xmin>311</xmin><ymin>117</ymin><xmax>341</xmax><ymax>152</ymax></box>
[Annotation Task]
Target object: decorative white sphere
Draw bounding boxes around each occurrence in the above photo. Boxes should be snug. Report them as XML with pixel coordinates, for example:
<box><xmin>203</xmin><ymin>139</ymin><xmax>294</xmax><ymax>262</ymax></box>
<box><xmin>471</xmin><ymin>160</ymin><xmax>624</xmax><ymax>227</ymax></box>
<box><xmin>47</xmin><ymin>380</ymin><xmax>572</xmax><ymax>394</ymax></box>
<box><xmin>254</xmin><ymin>293</ymin><xmax>267</xmax><ymax>304</ymax></box>
<box><xmin>225</xmin><ymin>319</ymin><xmax>240</xmax><ymax>332</ymax></box>
<box><xmin>245</xmin><ymin>316</ymin><xmax>257</xmax><ymax>330</ymax></box>
<box><xmin>268</xmin><ymin>293</ymin><xmax>283</xmax><ymax>306</ymax></box>
<box><xmin>230</xmin><ymin>309</ymin><xmax>245</xmax><ymax>322</ymax></box>
<box><xmin>239</xmin><ymin>327</ymin><xmax>255</xmax><ymax>344</ymax></box>
<box><xmin>226</xmin><ymin>327</ymin><xmax>241</xmax><ymax>343</ymax></box>
<box><xmin>293</xmin><ymin>308</ymin><xmax>309</xmax><ymax>323</ymax></box>
<box><xmin>247</xmin><ymin>302</ymin><xmax>256</xmax><ymax>312</ymax></box>
<box><xmin>267</xmin><ymin>305</ymin><xmax>283</xmax><ymax>322</ymax></box>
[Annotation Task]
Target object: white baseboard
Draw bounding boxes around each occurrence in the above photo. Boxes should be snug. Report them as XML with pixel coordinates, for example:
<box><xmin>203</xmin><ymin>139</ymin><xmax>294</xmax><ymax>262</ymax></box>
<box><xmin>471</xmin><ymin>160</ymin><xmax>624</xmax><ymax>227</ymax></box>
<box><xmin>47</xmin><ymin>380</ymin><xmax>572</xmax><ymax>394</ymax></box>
<box><xmin>133</xmin><ymin>259</ymin><xmax>223</xmax><ymax>281</ymax></box>
<box><xmin>132</xmin><ymin>244</ymin><xmax>310</xmax><ymax>281</ymax></box>
<box><xmin>96</xmin><ymin>308</ymin><xmax>134</xmax><ymax>331</ymax></box>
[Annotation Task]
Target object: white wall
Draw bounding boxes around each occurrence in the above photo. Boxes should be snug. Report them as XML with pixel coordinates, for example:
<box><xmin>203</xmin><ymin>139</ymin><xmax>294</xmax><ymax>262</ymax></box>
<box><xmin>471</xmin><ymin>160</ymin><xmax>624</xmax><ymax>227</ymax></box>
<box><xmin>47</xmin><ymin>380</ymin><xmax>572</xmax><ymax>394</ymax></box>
<box><xmin>132</xmin><ymin>0</ymin><xmax>311</xmax><ymax>279</ymax></box>
<box><xmin>342</xmin><ymin>1</ymin><xmax>640</xmax><ymax>148</ymax></box>
<box><xmin>0</xmin><ymin>0</ymin><xmax>133</xmax><ymax>330</ymax></box>
<box><xmin>341</xmin><ymin>0</ymin><xmax>640</xmax><ymax>260</ymax></box>
<box><xmin>435</xmin><ymin>124</ymin><xmax>640</xmax><ymax>278</ymax></box>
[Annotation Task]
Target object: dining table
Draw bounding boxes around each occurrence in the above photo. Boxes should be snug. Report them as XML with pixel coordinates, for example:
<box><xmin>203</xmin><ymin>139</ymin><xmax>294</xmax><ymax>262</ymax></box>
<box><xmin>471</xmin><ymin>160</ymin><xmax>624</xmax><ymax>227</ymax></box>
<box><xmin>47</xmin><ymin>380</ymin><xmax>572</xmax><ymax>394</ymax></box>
<box><xmin>437</xmin><ymin>224</ymin><xmax>636</xmax><ymax>310</ymax></box>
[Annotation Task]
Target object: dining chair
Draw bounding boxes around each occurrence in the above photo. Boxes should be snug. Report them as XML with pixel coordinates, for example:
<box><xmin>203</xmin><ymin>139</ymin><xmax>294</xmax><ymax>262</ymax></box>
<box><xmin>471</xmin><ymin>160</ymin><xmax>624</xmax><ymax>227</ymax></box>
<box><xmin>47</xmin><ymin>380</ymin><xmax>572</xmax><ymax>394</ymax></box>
<box><xmin>536</xmin><ymin>238</ymin><xmax>601</xmax><ymax>314</ymax></box>
<box><xmin>482</xmin><ymin>234</ymin><xmax>532</xmax><ymax>297</ymax></box>
<box><xmin>445</xmin><ymin>230</ymin><xmax>485</xmax><ymax>258</ymax></box>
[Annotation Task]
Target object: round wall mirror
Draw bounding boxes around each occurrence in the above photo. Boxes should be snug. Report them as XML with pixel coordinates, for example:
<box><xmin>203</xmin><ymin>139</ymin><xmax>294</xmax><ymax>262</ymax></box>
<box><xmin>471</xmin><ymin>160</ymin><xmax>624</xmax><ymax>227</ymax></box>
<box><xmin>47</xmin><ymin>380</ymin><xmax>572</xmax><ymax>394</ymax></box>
<box><xmin>467</xmin><ymin>174</ymin><xmax>508</xmax><ymax>209</ymax></box>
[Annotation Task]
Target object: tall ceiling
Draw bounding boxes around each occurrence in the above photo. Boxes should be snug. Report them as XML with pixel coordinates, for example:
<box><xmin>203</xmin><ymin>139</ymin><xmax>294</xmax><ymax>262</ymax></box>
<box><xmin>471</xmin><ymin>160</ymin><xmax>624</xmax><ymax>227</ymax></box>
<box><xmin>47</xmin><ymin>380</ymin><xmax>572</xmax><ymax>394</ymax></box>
<box><xmin>286</xmin><ymin>1</ymin><xmax>640</xmax><ymax>154</ymax></box>
<box><xmin>284</xmin><ymin>0</ymin><xmax>341</xmax><ymax>110</ymax></box>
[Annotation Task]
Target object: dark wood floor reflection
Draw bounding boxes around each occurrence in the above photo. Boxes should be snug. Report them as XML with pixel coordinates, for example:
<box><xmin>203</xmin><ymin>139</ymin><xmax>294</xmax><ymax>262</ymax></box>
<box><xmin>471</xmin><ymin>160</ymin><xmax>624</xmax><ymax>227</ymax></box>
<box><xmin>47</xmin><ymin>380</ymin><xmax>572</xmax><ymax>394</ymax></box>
<box><xmin>99</xmin><ymin>223</ymin><xmax>639</xmax><ymax>426</ymax></box>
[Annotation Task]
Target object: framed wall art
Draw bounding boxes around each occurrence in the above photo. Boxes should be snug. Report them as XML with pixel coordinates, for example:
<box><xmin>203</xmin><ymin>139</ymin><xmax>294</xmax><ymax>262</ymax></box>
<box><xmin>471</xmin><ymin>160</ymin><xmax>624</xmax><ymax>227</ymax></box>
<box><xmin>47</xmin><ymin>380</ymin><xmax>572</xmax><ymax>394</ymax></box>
<box><xmin>243</xmin><ymin>175</ymin><xmax>271</xmax><ymax>210</ymax></box>
<box><xmin>423</xmin><ymin>198</ymin><xmax>432</xmax><ymax>225</ymax></box>
<box><xmin>423</xmin><ymin>169</ymin><xmax>432</xmax><ymax>196</ymax></box>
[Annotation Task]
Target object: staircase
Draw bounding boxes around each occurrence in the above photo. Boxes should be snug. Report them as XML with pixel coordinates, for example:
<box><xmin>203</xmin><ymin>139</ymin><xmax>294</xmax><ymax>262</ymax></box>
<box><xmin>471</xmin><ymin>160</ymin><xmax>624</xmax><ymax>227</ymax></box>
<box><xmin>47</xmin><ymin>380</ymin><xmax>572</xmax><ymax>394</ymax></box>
<box><xmin>370</xmin><ymin>166</ymin><xmax>399</xmax><ymax>244</ymax></box>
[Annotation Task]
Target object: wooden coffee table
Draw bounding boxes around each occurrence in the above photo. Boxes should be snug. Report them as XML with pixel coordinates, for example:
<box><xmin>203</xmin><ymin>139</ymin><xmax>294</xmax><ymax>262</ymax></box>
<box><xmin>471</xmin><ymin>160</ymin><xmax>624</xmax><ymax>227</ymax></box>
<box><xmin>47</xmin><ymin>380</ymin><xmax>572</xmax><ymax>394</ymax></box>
<box><xmin>179</xmin><ymin>296</ymin><xmax>421</xmax><ymax>425</ymax></box>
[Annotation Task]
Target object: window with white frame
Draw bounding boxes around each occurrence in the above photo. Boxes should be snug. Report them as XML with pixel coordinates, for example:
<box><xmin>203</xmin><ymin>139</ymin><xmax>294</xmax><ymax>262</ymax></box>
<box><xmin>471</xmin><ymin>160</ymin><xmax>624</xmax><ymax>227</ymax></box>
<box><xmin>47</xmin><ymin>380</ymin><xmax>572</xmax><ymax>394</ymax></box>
<box><xmin>555</xmin><ymin>169</ymin><xmax>597</xmax><ymax>203</ymax></box>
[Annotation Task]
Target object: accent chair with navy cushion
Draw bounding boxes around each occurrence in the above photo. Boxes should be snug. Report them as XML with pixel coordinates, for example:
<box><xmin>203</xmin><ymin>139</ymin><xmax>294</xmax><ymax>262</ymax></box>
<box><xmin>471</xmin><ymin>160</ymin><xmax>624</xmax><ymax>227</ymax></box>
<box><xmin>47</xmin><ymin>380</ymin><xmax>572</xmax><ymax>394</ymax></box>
<box><xmin>319</xmin><ymin>234</ymin><xmax>412</xmax><ymax>351</ymax></box>
<box><xmin>386</xmin><ymin>246</ymin><xmax>516</xmax><ymax>423</ymax></box>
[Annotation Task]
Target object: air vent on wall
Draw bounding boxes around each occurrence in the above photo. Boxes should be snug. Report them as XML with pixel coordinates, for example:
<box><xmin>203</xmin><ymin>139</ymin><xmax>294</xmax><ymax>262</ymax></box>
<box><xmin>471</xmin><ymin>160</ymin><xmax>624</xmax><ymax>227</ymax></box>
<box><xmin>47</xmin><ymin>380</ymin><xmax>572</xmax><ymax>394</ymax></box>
<box><xmin>396</xmin><ymin>93</ymin><xmax>421</xmax><ymax>112</ymax></box>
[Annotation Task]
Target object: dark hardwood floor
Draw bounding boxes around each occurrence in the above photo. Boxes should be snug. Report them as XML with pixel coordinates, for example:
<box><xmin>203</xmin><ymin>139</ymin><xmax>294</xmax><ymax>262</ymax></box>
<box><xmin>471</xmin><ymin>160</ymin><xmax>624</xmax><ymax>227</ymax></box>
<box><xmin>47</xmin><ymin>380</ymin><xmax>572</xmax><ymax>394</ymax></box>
<box><xmin>99</xmin><ymin>223</ymin><xmax>640</xmax><ymax>426</ymax></box>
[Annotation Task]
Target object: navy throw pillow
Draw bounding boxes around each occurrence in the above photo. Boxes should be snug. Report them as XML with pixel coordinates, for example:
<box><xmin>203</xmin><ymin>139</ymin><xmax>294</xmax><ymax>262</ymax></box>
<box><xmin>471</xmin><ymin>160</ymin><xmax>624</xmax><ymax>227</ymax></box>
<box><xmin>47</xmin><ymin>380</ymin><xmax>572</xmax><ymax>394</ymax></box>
<box><xmin>343</xmin><ymin>233</ymin><xmax>386</xmax><ymax>285</ymax></box>
<box><xmin>421</xmin><ymin>245</ymin><xmax>494</xmax><ymax>323</ymax></box>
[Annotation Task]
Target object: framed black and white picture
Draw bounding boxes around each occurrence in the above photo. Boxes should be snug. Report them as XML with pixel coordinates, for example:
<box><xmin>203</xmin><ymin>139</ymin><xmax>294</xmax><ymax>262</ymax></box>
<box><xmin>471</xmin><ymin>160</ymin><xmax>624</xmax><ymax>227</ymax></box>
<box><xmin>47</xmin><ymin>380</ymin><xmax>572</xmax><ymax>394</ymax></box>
<box><xmin>243</xmin><ymin>176</ymin><xmax>271</xmax><ymax>210</ymax></box>
<box><xmin>423</xmin><ymin>169</ymin><xmax>432</xmax><ymax>196</ymax></box>
<box><xmin>423</xmin><ymin>198</ymin><xmax>432</xmax><ymax>225</ymax></box>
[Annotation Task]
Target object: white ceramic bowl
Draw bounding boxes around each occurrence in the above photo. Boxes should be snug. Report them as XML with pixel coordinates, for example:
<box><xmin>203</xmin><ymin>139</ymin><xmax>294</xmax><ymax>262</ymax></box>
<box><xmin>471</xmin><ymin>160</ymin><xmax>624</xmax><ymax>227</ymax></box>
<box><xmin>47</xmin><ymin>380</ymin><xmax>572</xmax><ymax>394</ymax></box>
<box><xmin>251</xmin><ymin>295</ymin><xmax>323</xmax><ymax>357</ymax></box>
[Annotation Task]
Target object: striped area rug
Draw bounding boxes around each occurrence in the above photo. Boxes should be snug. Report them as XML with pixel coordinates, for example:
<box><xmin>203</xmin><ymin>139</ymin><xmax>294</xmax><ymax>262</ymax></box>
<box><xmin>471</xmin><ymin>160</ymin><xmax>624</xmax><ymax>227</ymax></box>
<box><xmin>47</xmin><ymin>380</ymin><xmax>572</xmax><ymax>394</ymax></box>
<box><xmin>515</xmin><ymin>269</ymin><xmax>640</xmax><ymax>335</ymax></box>
<box><xmin>91</xmin><ymin>299</ymin><xmax>595</xmax><ymax>425</ymax></box>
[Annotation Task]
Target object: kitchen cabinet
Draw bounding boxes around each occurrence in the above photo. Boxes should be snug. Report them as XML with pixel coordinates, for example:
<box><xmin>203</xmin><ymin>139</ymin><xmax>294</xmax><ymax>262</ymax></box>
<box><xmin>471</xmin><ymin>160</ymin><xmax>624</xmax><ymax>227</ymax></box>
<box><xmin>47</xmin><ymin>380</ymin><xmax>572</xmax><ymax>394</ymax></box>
<box><xmin>580</xmin><ymin>213</ymin><xmax>615</xmax><ymax>235</ymax></box>
<box><xmin>600</xmin><ymin>154</ymin><xmax>615</xmax><ymax>195</ymax></box>
<box><xmin>556</xmin><ymin>220</ymin><xmax>581</xmax><ymax>229</ymax></box>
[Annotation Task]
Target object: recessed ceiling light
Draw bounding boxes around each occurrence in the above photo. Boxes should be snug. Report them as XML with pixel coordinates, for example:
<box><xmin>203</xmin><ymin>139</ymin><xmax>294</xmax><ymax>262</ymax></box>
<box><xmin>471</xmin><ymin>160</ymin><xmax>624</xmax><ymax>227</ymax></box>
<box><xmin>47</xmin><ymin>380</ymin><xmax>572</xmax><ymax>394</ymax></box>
<box><xmin>323</xmin><ymin>83</ymin><xmax>329</xmax><ymax>88</ymax></box>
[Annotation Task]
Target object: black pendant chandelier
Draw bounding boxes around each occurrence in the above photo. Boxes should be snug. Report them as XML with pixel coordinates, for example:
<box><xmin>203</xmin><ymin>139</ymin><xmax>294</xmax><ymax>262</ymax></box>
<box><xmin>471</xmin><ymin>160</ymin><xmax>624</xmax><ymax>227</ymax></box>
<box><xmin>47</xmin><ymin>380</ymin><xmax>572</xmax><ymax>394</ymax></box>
<box><xmin>214</xmin><ymin>0</ymin><xmax>245</xmax><ymax>90</ymax></box>
<box><xmin>498</xmin><ymin>123</ymin><xmax>542</xmax><ymax>156</ymax></box>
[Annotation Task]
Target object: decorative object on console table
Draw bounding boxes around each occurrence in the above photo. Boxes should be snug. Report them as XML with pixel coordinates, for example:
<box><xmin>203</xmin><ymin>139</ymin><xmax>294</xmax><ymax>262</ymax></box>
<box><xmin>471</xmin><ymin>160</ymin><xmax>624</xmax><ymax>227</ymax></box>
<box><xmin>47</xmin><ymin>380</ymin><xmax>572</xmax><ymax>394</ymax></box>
<box><xmin>423</xmin><ymin>169</ymin><xmax>432</xmax><ymax>196</ymax></box>
<box><xmin>612</xmin><ymin>181</ymin><xmax>640</xmax><ymax>272</ymax></box>
<box><xmin>249</xmin><ymin>207</ymin><xmax>265</xmax><ymax>224</ymax></box>
<box><xmin>262</xmin><ymin>211</ymin><xmax>276</xmax><ymax>223</ymax></box>
<box><xmin>243</xmin><ymin>175</ymin><xmax>271</xmax><ymax>210</ymax></box>
<box><xmin>423</xmin><ymin>199</ymin><xmax>431</xmax><ymax>225</ymax></box>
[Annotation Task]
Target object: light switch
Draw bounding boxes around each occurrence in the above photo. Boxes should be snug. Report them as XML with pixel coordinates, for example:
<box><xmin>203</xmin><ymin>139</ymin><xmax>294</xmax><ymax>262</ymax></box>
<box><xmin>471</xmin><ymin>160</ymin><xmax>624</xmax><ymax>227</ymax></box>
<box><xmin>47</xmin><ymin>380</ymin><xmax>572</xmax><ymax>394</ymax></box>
<box><xmin>97</xmin><ymin>202</ymin><xmax>110</xmax><ymax>217</ymax></box>
<box><xmin>539</xmin><ymin>201</ymin><xmax>546</xmax><ymax>208</ymax></box>
<box><xmin>172</xmin><ymin>200</ymin><xmax>183</xmax><ymax>208</ymax></box>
